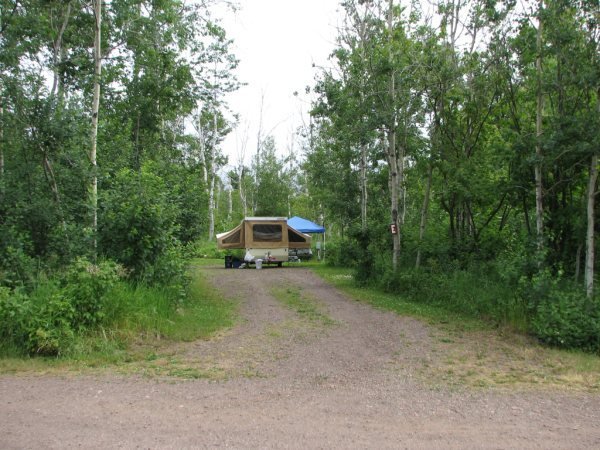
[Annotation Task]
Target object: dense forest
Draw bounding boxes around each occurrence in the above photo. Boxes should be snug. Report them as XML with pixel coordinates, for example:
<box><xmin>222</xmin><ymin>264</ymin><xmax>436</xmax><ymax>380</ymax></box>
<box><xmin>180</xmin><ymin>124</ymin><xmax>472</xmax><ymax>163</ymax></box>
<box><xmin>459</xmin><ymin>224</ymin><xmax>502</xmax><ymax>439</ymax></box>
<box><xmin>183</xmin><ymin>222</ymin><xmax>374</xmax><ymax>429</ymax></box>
<box><xmin>0</xmin><ymin>0</ymin><xmax>598</xmax><ymax>356</ymax></box>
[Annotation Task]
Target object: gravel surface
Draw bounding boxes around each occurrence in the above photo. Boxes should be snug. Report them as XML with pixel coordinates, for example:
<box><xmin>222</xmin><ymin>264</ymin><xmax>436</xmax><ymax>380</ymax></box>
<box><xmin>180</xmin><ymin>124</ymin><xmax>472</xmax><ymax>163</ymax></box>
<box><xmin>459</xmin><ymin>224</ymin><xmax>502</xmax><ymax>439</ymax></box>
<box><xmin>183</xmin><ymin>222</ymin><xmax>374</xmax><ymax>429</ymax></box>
<box><xmin>1</xmin><ymin>265</ymin><xmax>599</xmax><ymax>449</ymax></box>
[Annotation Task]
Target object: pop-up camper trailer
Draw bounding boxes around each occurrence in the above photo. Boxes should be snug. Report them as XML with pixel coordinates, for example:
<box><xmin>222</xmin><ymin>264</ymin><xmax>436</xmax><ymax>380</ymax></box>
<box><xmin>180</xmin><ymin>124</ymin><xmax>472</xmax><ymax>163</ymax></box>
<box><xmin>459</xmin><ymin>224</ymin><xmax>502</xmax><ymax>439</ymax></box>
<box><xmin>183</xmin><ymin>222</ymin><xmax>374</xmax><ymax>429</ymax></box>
<box><xmin>217</xmin><ymin>217</ymin><xmax>311</xmax><ymax>266</ymax></box>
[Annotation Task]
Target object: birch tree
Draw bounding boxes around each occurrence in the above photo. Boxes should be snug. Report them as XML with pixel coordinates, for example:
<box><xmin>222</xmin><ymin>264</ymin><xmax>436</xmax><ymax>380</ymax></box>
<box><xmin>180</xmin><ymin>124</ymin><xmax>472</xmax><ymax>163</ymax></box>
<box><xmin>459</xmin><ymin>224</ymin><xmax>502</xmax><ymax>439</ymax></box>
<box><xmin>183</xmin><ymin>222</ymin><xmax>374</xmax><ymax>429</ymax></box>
<box><xmin>89</xmin><ymin>0</ymin><xmax>102</xmax><ymax>255</ymax></box>
<box><xmin>534</xmin><ymin>0</ymin><xmax>544</xmax><ymax>256</ymax></box>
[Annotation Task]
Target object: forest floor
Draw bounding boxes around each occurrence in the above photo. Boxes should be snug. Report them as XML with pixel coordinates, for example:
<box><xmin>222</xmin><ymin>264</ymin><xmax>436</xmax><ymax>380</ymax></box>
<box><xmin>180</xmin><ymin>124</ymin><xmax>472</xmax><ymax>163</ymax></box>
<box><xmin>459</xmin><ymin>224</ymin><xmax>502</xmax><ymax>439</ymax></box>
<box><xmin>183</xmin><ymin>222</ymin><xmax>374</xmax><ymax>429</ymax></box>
<box><xmin>1</xmin><ymin>265</ymin><xmax>599</xmax><ymax>449</ymax></box>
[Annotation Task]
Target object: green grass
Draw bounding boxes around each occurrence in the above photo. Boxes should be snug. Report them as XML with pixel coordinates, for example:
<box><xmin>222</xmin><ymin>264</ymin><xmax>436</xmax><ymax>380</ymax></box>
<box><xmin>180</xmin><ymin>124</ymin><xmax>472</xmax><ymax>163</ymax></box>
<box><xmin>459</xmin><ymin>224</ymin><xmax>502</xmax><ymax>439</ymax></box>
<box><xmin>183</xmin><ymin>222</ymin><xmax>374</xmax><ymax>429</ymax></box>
<box><xmin>311</xmin><ymin>265</ymin><xmax>484</xmax><ymax>332</ymax></box>
<box><xmin>0</xmin><ymin>261</ymin><xmax>236</xmax><ymax>374</ymax></box>
<box><xmin>310</xmin><ymin>265</ymin><xmax>600</xmax><ymax>391</ymax></box>
<box><xmin>102</xmin><ymin>274</ymin><xmax>234</xmax><ymax>343</ymax></box>
<box><xmin>271</xmin><ymin>285</ymin><xmax>336</xmax><ymax>326</ymax></box>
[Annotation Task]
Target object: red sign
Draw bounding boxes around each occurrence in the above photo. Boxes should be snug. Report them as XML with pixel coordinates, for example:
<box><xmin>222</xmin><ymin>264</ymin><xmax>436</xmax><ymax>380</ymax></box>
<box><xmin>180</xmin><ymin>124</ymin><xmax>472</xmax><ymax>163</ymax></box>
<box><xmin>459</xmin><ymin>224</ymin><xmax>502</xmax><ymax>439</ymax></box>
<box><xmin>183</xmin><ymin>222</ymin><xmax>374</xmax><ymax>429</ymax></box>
<box><xmin>390</xmin><ymin>223</ymin><xmax>398</xmax><ymax>235</ymax></box>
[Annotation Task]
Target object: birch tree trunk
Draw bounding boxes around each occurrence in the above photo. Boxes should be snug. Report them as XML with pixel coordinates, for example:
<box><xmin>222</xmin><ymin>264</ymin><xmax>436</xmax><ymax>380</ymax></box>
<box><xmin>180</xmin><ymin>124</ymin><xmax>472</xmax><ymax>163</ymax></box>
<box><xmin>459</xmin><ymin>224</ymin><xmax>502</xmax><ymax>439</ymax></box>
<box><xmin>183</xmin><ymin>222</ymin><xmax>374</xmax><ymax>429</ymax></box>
<box><xmin>90</xmin><ymin>0</ymin><xmax>102</xmax><ymax>256</ymax></box>
<box><xmin>51</xmin><ymin>1</ymin><xmax>72</xmax><ymax>102</ymax></box>
<box><xmin>239</xmin><ymin>165</ymin><xmax>247</xmax><ymax>217</ymax></box>
<box><xmin>208</xmin><ymin>110</ymin><xmax>217</xmax><ymax>241</ymax></box>
<box><xmin>585</xmin><ymin>154</ymin><xmax>598</xmax><ymax>298</ymax></box>
<box><xmin>195</xmin><ymin>110</ymin><xmax>208</xmax><ymax>185</ymax></box>
<box><xmin>357</xmin><ymin>13</ymin><xmax>369</xmax><ymax>233</ymax></box>
<box><xmin>535</xmin><ymin>0</ymin><xmax>544</xmax><ymax>255</ymax></box>
<box><xmin>227</xmin><ymin>187</ymin><xmax>232</xmax><ymax>222</ymax></box>
<box><xmin>387</xmin><ymin>0</ymin><xmax>400</xmax><ymax>271</ymax></box>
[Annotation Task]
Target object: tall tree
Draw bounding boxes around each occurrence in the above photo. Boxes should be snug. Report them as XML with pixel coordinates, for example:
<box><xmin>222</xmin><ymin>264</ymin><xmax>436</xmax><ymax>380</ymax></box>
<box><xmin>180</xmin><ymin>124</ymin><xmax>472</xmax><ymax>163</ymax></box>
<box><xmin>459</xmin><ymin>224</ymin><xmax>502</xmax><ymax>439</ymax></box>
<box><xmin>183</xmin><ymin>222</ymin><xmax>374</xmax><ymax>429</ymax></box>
<box><xmin>534</xmin><ymin>0</ymin><xmax>544</xmax><ymax>256</ymax></box>
<box><xmin>90</xmin><ymin>0</ymin><xmax>102</xmax><ymax>256</ymax></box>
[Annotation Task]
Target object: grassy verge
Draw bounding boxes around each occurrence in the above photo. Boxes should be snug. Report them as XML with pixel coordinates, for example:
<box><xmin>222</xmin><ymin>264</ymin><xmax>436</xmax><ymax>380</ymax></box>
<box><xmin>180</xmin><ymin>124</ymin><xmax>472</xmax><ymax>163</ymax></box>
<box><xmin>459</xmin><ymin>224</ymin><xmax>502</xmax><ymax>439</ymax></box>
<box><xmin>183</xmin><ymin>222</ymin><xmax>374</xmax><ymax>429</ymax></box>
<box><xmin>0</xmin><ymin>259</ymin><xmax>236</xmax><ymax>376</ymax></box>
<box><xmin>271</xmin><ymin>285</ymin><xmax>336</xmax><ymax>326</ymax></box>
<box><xmin>311</xmin><ymin>264</ymin><xmax>600</xmax><ymax>392</ymax></box>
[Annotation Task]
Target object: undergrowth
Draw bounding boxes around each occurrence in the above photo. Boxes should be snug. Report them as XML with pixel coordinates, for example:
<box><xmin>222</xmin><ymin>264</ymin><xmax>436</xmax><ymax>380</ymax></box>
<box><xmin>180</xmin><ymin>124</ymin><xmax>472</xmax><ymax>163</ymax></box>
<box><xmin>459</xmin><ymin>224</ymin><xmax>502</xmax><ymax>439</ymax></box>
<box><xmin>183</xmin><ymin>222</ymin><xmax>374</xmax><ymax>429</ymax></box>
<box><xmin>0</xmin><ymin>259</ymin><xmax>235</xmax><ymax>371</ymax></box>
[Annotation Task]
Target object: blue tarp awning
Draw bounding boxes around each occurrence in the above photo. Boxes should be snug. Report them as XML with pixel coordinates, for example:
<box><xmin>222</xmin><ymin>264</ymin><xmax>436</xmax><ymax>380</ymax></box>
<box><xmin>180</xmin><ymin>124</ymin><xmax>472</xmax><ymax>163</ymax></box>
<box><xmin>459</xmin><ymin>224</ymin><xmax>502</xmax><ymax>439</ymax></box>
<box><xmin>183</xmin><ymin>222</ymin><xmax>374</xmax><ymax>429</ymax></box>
<box><xmin>287</xmin><ymin>216</ymin><xmax>325</xmax><ymax>234</ymax></box>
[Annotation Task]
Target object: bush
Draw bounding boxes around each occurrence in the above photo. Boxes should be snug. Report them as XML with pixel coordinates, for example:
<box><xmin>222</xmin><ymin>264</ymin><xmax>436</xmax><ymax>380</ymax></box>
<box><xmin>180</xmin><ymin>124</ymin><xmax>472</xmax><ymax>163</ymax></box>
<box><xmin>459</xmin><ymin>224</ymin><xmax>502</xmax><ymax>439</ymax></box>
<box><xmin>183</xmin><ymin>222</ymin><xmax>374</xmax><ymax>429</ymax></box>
<box><xmin>0</xmin><ymin>283</ymin><xmax>75</xmax><ymax>356</ymax></box>
<box><xmin>0</xmin><ymin>258</ymin><xmax>124</xmax><ymax>356</ymax></box>
<box><xmin>26</xmin><ymin>286</ymin><xmax>75</xmax><ymax>356</ymax></box>
<box><xmin>184</xmin><ymin>240</ymin><xmax>225</xmax><ymax>259</ymax></box>
<box><xmin>532</xmin><ymin>290</ymin><xmax>600</xmax><ymax>353</ymax></box>
<box><xmin>99</xmin><ymin>165</ymin><xmax>179</xmax><ymax>280</ymax></box>
<box><xmin>0</xmin><ymin>244</ymin><xmax>37</xmax><ymax>290</ymax></box>
<box><xmin>324</xmin><ymin>238</ymin><xmax>356</xmax><ymax>267</ymax></box>
<box><xmin>0</xmin><ymin>287</ymin><xmax>31</xmax><ymax>349</ymax></box>
<box><xmin>141</xmin><ymin>244</ymin><xmax>189</xmax><ymax>304</ymax></box>
<box><xmin>61</xmin><ymin>258</ymin><xmax>123</xmax><ymax>329</ymax></box>
<box><xmin>377</xmin><ymin>266</ymin><xmax>519</xmax><ymax>326</ymax></box>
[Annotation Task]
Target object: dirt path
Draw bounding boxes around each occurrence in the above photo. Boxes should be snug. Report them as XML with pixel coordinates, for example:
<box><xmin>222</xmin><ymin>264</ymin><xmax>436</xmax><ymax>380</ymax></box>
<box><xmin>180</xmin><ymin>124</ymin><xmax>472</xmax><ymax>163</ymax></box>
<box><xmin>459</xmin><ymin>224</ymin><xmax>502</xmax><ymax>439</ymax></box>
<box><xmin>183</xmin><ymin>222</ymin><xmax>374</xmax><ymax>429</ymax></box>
<box><xmin>1</xmin><ymin>266</ymin><xmax>599</xmax><ymax>449</ymax></box>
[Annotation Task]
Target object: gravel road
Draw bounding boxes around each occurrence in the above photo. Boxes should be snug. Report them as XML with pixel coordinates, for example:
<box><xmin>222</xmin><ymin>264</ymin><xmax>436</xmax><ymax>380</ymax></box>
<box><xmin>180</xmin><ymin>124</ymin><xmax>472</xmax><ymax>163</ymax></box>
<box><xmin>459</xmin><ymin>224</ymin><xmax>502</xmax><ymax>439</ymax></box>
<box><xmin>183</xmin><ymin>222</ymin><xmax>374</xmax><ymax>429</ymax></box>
<box><xmin>1</xmin><ymin>265</ymin><xmax>599</xmax><ymax>449</ymax></box>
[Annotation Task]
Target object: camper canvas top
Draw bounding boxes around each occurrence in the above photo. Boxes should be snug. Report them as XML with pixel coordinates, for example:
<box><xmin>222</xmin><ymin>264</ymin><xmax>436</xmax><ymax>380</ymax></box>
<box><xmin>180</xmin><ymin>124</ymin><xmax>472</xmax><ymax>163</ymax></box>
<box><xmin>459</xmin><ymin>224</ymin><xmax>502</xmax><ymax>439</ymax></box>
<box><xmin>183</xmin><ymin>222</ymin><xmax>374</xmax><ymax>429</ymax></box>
<box><xmin>216</xmin><ymin>217</ymin><xmax>311</xmax><ymax>252</ymax></box>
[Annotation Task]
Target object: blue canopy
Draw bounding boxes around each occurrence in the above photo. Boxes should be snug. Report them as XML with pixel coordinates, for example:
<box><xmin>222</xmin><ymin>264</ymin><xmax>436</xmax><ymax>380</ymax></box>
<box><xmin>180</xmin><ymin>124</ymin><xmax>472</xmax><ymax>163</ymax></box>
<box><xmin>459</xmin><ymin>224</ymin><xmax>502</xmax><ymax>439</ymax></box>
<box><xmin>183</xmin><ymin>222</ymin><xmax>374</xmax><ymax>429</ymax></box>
<box><xmin>287</xmin><ymin>216</ymin><xmax>325</xmax><ymax>234</ymax></box>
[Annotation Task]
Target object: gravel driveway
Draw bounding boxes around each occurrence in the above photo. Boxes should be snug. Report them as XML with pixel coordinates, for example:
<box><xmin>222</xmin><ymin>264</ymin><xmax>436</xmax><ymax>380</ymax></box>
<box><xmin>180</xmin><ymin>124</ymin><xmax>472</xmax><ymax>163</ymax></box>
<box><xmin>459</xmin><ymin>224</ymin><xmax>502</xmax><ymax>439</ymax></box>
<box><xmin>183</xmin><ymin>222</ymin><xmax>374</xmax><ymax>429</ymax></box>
<box><xmin>1</xmin><ymin>265</ymin><xmax>599</xmax><ymax>449</ymax></box>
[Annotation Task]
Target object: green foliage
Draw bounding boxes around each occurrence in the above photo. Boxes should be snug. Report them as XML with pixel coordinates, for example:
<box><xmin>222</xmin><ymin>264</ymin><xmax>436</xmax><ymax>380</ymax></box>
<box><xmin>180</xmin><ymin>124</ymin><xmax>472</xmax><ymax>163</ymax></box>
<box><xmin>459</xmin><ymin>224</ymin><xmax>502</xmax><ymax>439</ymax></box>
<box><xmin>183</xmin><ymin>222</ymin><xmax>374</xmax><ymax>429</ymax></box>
<box><xmin>61</xmin><ymin>258</ymin><xmax>123</xmax><ymax>329</ymax></box>
<box><xmin>184</xmin><ymin>240</ymin><xmax>227</xmax><ymax>259</ymax></box>
<box><xmin>0</xmin><ymin>244</ymin><xmax>38</xmax><ymax>290</ymax></box>
<box><xmin>532</xmin><ymin>291</ymin><xmax>600</xmax><ymax>353</ymax></box>
<box><xmin>0</xmin><ymin>260</ymin><xmax>235</xmax><ymax>358</ymax></box>
<box><xmin>322</xmin><ymin>238</ymin><xmax>355</xmax><ymax>268</ymax></box>
<box><xmin>252</xmin><ymin>136</ymin><xmax>291</xmax><ymax>216</ymax></box>
<box><xmin>99</xmin><ymin>165</ymin><xmax>181</xmax><ymax>284</ymax></box>
<box><xmin>0</xmin><ymin>282</ymin><xmax>75</xmax><ymax>356</ymax></box>
<box><xmin>378</xmin><ymin>266</ymin><xmax>521</xmax><ymax>326</ymax></box>
<box><xmin>26</xmin><ymin>286</ymin><xmax>75</xmax><ymax>356</ymax></box>
<box><xmin>101</xmin><ymin>263</ymin><xmax>235</xmax><ymax>342</ymax></box>
<box><xmin>0</xmin><ymin>287</ymin><xmax>31</xmax><ymax>350</ymax></box>
<box><xmin>0</xmin><ymin>258</ymin><xmax>123</xmax><ymax>356</ymax></box>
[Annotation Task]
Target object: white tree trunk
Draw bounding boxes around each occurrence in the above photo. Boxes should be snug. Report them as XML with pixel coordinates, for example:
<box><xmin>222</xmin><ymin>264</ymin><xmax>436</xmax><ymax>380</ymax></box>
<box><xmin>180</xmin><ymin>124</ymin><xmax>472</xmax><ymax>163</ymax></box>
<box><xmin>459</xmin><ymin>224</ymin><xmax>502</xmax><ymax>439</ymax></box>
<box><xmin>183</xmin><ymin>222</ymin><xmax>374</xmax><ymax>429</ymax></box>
<box><xmin>195</xmin><ymin>110</ymin><xmax>208</xmax><ymax>185</ymax></box>
<box><xmin>51</xmin><ymin>1</ymin><xmax>72</xmax><ymax>102</ymax></box>
<box><xmin>208</xmin><ymin>105</ymin><xmax>218</xmax><ymax>241</ymax></box>
<box><xmin>208</xmin><ymin>175</ymin><xmax>215</xmax><ymax>240</ymax></box>
<box><xmin>238</xmin><ymin>166</ymin><xmax>247</xmax><ymax>218</ymax></box>
<box><xmin>227</xmin><ymin>187</ymin><xmax>232</xmax><ymax>221</ymax></box>
<box><xmin>90</xmin><ymin>0</ymin><xmax>102</xmax><ymax>256</ymax></box>
<box><xmin>585</xmin><ymin>154</ymin><xmax>598</xmax><ymax>298</ymax></box>
<box><xmin>388</xmin><ymin>0</ymin><xmax>400</xmax><ymax>272</ymax></box>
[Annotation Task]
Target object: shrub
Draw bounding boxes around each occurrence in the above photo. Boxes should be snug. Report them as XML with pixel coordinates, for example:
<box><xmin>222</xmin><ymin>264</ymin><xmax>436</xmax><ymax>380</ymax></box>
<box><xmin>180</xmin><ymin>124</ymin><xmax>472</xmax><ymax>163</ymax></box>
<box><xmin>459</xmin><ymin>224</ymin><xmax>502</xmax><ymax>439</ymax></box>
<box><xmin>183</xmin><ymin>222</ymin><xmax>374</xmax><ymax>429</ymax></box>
<box><xmin>141</xmin><ymin>244</ymin><xmax>189</xmax><ymax>304</ymax></box>
<box><xmin>0</xmin><ymin>287</ymin><xmax>31</xmax><ymax>349</ymax></box>
<box><xmin>0</xmin><ymin>283</ymin><xmax>75</xmax><ymax>356</ymax></box>
<box><xmin>324</xmin><ymin>238</ymin><xmax>356</xmax><ymax>267</ymax></box>
<box><xmin>532</xmin><ymin>290</ymin><xmax>600</xmax><ymax>353</ymax></box>
<box><xmin>61</xmin><ymin>258</ymin><xmax>123</xmax><ymax>329</ymax></box>
<box><xmin>99</xmin><ymin>165</ymin><xmax>179</xmax><ymax>280</ymax></box>
<box><xmin>26</xmin><ymin>287</ymin><xmax>75</xmax><ymax>356</ymax></box>
<box><xmin>0</xmin><ymin>245</ymin><xmax>37</xmax><ymax>290</ymax></box>
<box><xmin>184</xmin><ymin>240</ymin><xmax>225</xmax><ymax>259</ymax></box>
<box><xmin>377</xmin><ymin>266</ymin><xmax>519</xmax><ymax>326</ymax></box>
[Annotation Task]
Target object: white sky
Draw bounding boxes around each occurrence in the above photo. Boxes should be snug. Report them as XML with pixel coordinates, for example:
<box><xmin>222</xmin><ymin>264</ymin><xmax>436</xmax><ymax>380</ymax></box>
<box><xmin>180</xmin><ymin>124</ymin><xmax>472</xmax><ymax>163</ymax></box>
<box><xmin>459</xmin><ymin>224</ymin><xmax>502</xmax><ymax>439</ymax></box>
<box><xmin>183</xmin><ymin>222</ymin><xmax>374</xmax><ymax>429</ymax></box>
<box><xmin>219</xmin><ymin>0</ymin><xmax>342</xmax><ymax>168</ymax></box>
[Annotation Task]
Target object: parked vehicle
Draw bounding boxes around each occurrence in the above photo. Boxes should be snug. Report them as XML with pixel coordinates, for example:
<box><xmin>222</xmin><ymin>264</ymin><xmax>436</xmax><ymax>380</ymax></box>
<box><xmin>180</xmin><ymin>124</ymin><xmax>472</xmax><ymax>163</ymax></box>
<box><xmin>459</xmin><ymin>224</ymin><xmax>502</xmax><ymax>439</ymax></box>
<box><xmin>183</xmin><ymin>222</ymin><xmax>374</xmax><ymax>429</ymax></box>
<box><xmin>217</xmin><ymin>217</ymin><xmax>312</xmax><ymax>267</ymax></box>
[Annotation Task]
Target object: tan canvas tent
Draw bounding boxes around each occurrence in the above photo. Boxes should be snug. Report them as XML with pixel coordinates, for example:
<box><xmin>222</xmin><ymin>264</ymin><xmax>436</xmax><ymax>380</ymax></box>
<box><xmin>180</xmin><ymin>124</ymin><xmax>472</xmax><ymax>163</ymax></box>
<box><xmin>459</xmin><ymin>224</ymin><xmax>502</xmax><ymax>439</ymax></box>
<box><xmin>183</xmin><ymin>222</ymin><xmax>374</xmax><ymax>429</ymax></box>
<box><xmin>217</xmin><ymin>217</ymin><xmax>311</xmax><ymax>264</ymax></box>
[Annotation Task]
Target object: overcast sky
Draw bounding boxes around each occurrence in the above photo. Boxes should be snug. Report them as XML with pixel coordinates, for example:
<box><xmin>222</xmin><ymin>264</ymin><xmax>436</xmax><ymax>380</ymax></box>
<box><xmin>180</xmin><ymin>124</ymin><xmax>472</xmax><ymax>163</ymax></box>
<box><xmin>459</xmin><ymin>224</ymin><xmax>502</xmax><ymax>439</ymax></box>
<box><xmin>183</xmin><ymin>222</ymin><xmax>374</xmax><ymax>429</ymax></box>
<box><xmin>219</xmin><ymin>0</ymin><xmax>342</xmax><ymax>168</ymax></box>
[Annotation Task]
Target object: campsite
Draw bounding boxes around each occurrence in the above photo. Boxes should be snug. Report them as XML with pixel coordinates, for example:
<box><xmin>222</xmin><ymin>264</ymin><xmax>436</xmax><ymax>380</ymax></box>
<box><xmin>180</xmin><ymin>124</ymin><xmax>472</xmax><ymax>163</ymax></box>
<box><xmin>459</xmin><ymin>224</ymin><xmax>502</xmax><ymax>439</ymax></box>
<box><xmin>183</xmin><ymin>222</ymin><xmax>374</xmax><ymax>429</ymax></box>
<box><xmin>1</xmin><ymin>0</ymin><xmax>600</xmax><ymax>447</ymax></box>
<box><xmin>2</xmin><ymin>263</ymin><xmax>600</xmax><ymax>448</ymax></box>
